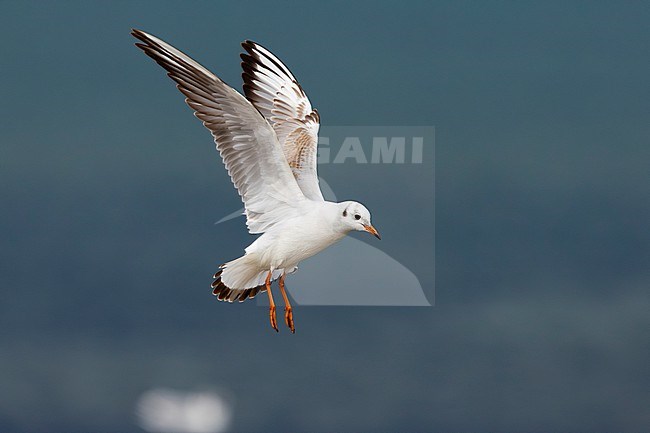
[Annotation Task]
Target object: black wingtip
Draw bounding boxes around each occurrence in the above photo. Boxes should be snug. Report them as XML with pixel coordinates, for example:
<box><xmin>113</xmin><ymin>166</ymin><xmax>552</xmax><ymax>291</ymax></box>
<box><xmin>131</xmin><ymin>28</ymin><xmax>144</xmax><ymax>39</ymax></box>
<box><xmin>131</xmin><ymin>28</ymin><xmax>151</xmax><ymax>47</ymax></box>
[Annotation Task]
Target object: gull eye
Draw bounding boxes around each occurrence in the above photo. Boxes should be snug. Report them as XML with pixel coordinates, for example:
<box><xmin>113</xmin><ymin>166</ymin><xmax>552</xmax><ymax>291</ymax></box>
<box><xmin>354</xmin><ymin>214</ymin><xmax>361</xmax><ymax>220</ymax></box>
<box><xmin>342</xmin><ymin>210</ymin><xmax>347</xmax><ymax>217</ymax></box>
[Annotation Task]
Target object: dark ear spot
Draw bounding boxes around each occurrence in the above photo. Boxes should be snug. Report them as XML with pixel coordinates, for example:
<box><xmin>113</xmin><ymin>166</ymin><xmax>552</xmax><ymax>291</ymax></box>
<box><xmin>342</xmin><ymin>210</ymin><xmax>347</xmax><ymax>217</ymax></box>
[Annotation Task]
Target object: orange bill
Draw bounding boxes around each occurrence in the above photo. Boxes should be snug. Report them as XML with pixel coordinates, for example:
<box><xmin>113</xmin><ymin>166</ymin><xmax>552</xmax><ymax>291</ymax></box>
<box><xmin>363</xmin><ymin>224</ymin><xmax>381</xmax><ymax>240</ymax></box>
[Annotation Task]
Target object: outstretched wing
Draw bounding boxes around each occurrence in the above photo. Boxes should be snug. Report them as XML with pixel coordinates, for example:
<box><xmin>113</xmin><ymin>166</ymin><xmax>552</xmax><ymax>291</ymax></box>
<box><xmin>132</xmin><ymin>29</ymin><xmax>306</xmax><ymax>234</ymax></box>
<box><xmin>241</xmin><ymin>41</ymin><xmax>324</xmax><ymax>201</ymax></box>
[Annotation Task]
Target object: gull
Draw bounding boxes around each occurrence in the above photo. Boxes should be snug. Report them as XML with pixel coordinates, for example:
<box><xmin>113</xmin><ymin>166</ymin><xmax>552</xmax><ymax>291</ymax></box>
<box><xmin>132</xmin><ymin>29</ymin><xmax>380</xmax><ymax>333</ymax></box>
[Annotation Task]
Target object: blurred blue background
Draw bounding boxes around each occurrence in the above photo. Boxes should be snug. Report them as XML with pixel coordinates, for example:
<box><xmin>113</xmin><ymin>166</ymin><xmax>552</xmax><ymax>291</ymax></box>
<box><xmin>1</xmin><ymin>1</ymin><xmax>649</xmax><ymax>432</ymax></box>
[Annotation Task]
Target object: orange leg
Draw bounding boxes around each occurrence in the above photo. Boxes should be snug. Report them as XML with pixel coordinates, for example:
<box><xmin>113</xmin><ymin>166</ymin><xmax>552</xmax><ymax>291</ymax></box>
<box><xmin>279</xmin><ymin>273</ymin><xmax>295</xmax><ymax>333</ymax></box>
<box><xmin>265</xmin><ymin>271</ymin><xmax>278</xmax><ymax>332</ymax></box>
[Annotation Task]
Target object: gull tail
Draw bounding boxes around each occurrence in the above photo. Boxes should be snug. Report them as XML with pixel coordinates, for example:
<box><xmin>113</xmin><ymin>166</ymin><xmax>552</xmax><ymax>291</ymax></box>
<box><xmin>211</xmin><ymin>254</ymin><xmax>279</xmax><ymax>303</ymax></box>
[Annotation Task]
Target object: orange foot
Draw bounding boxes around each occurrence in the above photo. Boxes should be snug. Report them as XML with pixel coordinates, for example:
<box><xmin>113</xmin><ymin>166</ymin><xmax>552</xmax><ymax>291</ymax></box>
<box><xmin>285</xmin><ymin>307</ymin><xmax>295</xmax><ymax>333</ymax></box>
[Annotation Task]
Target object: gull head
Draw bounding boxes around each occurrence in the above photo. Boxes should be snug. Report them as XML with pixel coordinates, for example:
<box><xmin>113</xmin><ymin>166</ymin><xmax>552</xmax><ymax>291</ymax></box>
<box><xmin>337</xmin><ymin>201</ymin><xmax>381</xmax><ymax>240</ymax></box>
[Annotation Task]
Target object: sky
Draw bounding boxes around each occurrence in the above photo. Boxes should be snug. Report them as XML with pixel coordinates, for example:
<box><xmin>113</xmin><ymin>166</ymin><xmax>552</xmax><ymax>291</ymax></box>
<box><xmin>1</xmin><ymin>1</ymin><xmax>649</xmax><ymax>432</ymax></box>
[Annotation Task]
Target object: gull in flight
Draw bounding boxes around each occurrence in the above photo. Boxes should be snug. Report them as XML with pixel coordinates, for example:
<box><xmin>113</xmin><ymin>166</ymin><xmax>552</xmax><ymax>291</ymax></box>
<box><xmin>132</xmin><ymin>29</ymin><xmax>380</xmax><ymax>333</ymax></box>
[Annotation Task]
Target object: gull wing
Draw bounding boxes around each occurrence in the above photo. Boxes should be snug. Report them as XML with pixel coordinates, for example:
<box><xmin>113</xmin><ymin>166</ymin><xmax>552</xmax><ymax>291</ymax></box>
<box><xmin>132</xmin><ymin>29</ymin><xmax>306</xmax><ymax>234</ymax></box>
<box><xmin>241</xmin><ymin>41</ymin><xmax>324</xmax><ymax>201</ymax></box>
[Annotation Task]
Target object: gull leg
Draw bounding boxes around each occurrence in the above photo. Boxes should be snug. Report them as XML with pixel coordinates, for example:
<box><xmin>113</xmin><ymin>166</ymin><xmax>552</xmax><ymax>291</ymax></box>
<box><xmin>279</xmin><ymin>273</ymin><xmax>295</xmax><ymax>333</ymax></box>
<box><xmin>265</xmin><ymin>271</ymin><xmax>278</xmax><ymax>332</ymax></box>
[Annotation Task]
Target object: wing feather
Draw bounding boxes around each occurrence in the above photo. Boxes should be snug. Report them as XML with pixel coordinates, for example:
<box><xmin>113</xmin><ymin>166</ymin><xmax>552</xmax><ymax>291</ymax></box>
<box><xmin>241</xmin><ymin>41</ymin><xmax>324</xmax><ymax>201</ymax></box>
<box><xmin>132</xmin><ymin>29</ymin><xmax>305</xmax><ymax>234</ymax></box>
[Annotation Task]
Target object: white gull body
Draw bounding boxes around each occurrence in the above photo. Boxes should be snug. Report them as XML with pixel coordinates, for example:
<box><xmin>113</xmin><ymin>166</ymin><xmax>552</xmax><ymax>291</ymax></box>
<box><xmin>132</xmin><ymin>29</ymin><xmax>380</xmax><ymax>306</ymax></box>
<box><xmin>233</xmin><ymin>201</ymin><xmax>349</xmax><ymax>288</ymax></box>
